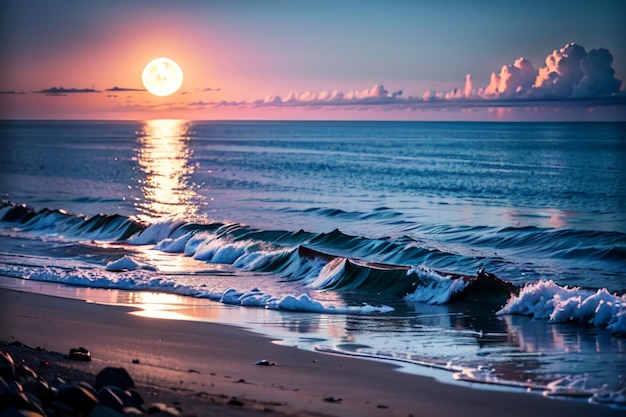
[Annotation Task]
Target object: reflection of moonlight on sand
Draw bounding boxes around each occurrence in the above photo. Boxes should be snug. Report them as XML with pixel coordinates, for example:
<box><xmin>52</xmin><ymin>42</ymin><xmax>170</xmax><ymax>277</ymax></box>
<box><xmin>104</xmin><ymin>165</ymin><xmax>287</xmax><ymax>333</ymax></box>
<box><xmin>142</xmin><ymin>58</ymin><xmax>183</xmax><ymax>96</ymax></box>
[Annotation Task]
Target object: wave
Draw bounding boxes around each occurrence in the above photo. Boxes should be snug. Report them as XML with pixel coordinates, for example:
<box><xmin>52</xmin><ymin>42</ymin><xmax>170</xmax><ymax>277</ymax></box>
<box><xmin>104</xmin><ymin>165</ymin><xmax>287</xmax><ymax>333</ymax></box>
<box><xmin>412</xmin><ymin>223</ymin><xmax>626</xmax><ymax>266</ymax></box>
<box><xmin>1</xmin><ymin>201</ymin><xmax>623</xmax><ymax>327</ymax></box>
<box><xmin>497</xmin><ymin>280</ymin><xmax>626</xmax><ymax>336</ymax></box>
<box><xmin>0</xmin><ymin>203</ymin><xmax>145</xmax><ymax>240</ymax></box>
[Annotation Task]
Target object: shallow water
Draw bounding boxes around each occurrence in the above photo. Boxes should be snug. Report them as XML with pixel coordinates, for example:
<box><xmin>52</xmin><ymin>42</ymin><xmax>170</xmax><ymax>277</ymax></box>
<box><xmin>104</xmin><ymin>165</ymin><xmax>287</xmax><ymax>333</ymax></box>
<box><xmin>0</xmin><ymin>120</ymin><xmax>624</xmax><ymax>405</ymax></box>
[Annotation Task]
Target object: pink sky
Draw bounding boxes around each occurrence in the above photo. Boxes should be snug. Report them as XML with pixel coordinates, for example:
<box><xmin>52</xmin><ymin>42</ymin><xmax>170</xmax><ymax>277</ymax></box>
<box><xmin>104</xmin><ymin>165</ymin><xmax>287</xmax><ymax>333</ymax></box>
<box><xmin>1</xmin><ymin>1</ymin><xmax>624</xmax><ymax>121</ymax></box>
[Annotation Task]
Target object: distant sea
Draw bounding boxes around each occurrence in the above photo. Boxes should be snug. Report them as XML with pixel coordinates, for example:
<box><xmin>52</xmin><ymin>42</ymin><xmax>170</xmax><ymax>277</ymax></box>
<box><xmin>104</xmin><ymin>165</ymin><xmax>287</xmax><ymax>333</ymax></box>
<box><xmin>1</xmin><ymin>120</ymin><xmax>625</xmax><ymax>404</ymax></box>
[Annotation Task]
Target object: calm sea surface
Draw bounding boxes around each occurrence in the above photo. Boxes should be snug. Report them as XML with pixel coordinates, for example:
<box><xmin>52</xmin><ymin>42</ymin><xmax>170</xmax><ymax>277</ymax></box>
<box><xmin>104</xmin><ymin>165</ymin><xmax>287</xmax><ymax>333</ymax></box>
<box><xmin>1</xmin><ymin>120</ymin><xmax>625</xmax><ymax>404</ymax></box>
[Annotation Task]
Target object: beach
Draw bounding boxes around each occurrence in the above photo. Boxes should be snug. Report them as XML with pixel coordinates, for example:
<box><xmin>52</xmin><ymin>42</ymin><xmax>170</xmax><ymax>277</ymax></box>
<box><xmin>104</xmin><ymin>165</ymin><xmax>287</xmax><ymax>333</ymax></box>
<box><xmin>1</xmin><ymin>287</ymin><xmax>621</xmax><ymax>417</ymax></box>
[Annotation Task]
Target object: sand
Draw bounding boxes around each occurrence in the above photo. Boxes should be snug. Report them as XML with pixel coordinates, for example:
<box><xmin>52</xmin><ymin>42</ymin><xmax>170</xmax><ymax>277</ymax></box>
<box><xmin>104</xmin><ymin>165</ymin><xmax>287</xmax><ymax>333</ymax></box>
<box><xmin>0</xmin><ymin>287</ymin><xmax>622</xmax><ymax>417</ymax></box>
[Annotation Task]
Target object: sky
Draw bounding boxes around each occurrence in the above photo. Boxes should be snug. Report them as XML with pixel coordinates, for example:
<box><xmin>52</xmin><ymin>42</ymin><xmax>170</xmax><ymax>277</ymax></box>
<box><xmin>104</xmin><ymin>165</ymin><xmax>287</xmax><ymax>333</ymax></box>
<box><xmin>1</xmin><ymin>0</ymin><xmax>625</xmax><ymax>121</ymax></box>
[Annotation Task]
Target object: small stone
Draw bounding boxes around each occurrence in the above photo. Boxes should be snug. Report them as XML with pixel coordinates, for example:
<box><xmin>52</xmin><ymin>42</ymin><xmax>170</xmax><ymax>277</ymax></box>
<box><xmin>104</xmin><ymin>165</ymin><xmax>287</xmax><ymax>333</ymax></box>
<box><xmin>228</xmin><ymin>397</ymin><xmax>244</xmax><ymax>406</ymax></box>
<box><xmin>323</xmin><ymin>396</ymin><xmax>342</xmax><ymax>403</ymax></box>
<box><xmin>254</xmin><ymin>359</ymin><xmax>276</xmax><ymax>366</ymax></box>
<box><xmin>69</xmin><ymin>347</ymin><xmax>91</xmax><ymax>362</ymax></box>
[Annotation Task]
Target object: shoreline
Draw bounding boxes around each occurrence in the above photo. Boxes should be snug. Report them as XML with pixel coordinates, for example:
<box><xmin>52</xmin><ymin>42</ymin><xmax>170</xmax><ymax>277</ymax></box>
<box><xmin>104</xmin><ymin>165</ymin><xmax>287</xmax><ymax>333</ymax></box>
<box><xmin>1</xmin><ymin>287</ymin><xmax>622</xmax><ymax>417</ymax></box>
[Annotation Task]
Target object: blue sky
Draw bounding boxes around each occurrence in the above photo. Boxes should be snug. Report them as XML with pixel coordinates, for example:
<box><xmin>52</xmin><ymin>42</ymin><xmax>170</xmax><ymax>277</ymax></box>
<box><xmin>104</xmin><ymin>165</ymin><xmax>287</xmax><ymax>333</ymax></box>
<box><xmin>1</xmin><ymin>1</ymin><xmax>624</xmax><ymax>120</ymax></box>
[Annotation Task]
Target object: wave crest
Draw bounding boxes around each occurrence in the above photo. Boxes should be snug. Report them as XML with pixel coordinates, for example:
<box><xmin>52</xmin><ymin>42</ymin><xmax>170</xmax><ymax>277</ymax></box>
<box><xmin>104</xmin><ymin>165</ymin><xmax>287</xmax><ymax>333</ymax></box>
<box><xmin>497</xmin><ymin>280</ymin><xmax>626</xmax><ymax>335</ymax></box>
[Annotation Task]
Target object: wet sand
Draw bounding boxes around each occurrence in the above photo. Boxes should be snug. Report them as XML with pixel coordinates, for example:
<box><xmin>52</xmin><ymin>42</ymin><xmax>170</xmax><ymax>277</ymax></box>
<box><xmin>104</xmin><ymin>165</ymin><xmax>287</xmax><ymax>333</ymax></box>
<box><xmin>0</xmin><ymin>287</ymin><xmax>621</xmax><ymax>417</ymax></box>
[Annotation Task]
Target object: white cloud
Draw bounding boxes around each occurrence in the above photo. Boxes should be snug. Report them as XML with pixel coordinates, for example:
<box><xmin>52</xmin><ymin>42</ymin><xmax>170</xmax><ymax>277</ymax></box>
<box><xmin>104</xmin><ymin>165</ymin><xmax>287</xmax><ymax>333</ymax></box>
<box><xmin>203</xmin><ymin>43</ymin><xmax>624</xmax><ymax>112</ymax></box>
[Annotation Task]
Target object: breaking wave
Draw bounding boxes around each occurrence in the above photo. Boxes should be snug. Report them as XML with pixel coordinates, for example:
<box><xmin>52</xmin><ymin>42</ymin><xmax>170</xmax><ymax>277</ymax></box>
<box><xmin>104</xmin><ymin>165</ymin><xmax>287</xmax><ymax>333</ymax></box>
<box><xmin>1</xmin><ymin>201</ymin><xmax>624</xmax><ymax>331</ymax></box>
<box><xmin>498</xmin><ymin>280</ymin><xmax>626</xmax><ymax>335</ymax></box>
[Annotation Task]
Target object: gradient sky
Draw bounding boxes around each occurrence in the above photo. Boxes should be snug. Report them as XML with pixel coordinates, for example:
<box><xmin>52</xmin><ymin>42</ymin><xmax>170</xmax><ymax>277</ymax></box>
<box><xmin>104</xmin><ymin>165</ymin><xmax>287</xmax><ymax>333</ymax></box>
<box><xmin>1</xmin><ymin>0</ymin><xmax>625</xmax><ymax>121</ymax></box>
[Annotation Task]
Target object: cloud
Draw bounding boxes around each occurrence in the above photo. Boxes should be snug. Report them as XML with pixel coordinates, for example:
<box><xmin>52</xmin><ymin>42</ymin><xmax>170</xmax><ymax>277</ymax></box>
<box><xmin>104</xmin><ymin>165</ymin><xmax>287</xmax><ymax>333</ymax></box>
<box><xmin>36</xmin><ymin>87</ymin><xmax>100</xmax><ymax>96</ymax></box>
<box><xmin>573</xmin><ymin>48</ymin><xmax>622</xmax><ymax>97</ymax></box>
<box><xmin>482</xmin><ymin>57</ymin><xmax>537</xmax><ymax>98</ymax></box>
<box><xmin>106</xmin><ymin>86</ymin><xmax>145</xmax><ymax>92</ymax></box>
<box><xmin>218</xmin><ymin>42</ymin><xmax>623</xmax><ymax>111</ymax></box>
<box><xmin>182</xmin><ymin>87</ymin><xmax>222</xmax><ymax>95</ymax></box>
<box><xmin>249</xmin><ymin>84</ymin><xmax>404</xmax><ymax>107</ymax></box>
<box><xmin>474</xmin><ymin>42</ymin><xmax>622</xmax><ymax>100</ymax></box>
<box><xmin>187</xmin><ymin>100</ymin><xmax>210</xmax><ymax>107</ymax></box>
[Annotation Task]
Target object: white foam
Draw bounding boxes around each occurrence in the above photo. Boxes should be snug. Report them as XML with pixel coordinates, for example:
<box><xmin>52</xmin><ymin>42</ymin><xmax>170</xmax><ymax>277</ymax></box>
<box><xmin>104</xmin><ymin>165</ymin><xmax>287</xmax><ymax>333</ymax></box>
<box><xmin>105</xmin><ymin>255</ymin><xmax>157</xmax><ymax>272</ymax></box>
<box><xmin>153</xmin><ymin>231</ymin><xmax>194</xmax><ymax>253</ymax></box>
<box><xmin>216</xmin><ymin>287</ymin><xmax>392</xmax><ymax>314</ymax></box>
<box><xmin>127</xmin><ymin>218</ymin><xmax>186</xmax><ymax>245</ymax></box>
<box><xmin>497</xmin><ymin>280</ymin><xmax>626</xmax><ymax>335</ymax></box>
<box><xmin>404</xmin><ymin>266</ymin><xmax>470</xmax><ymax>305</ymax></box>
<box><xmin>269</xmin><ymin>293</ymin><xmax>393</xmax><ymax>314</ymax></box>
<box><xmin>105</xmin><ymin>256</ymin><xmax>140</xmax><ymax>271</ymax></box>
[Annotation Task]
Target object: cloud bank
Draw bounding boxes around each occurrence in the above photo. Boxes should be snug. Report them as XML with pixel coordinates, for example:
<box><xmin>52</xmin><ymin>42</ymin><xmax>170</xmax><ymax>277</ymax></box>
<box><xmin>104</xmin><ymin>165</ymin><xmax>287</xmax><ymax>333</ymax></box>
<box><xmin>36</xmin><ymin>87</ymin><xmax>100</xmax><ymax>96</ymax></box>
<box><xmin>214</xmin><ymin>42</ymin><xmax>623</xmax><ymax>110</ymax></box>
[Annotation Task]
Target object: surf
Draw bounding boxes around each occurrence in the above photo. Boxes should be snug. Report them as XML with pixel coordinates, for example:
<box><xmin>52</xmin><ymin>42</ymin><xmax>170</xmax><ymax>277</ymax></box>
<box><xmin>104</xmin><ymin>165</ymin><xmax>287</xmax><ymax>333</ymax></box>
<box><xmin>2</xmin><ymin>200</ymin><xmax>625</xmax><ymax>337</ymax></box>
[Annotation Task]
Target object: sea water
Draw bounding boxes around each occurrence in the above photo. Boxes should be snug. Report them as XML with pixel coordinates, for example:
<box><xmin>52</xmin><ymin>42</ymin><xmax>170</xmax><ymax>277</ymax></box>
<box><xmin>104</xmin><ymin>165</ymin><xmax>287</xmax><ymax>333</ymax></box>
<box><xmin>0</xmin><ymin>120</ymin><xmax>625</xmax><ymax>405</ymax></box>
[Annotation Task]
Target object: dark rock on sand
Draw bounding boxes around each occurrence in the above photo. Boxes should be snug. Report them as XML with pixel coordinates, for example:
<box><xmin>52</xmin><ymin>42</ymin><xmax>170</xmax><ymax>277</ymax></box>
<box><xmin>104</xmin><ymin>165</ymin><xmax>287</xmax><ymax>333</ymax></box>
<box><xmin>69</xmin><ymin>347</ymin><xmax>91</xmax><ymax>362</ymax></box>
<box><xmin>227</xmin><ymin>397</ymin><xmax>244</xmax><ymax>407</ymax></box>
<box><xmin>0</xmin><ymin>381</ymin><xmax>47</xmax><ymax>416</ymax></box>
<box><xmin>254</xmin><ymin>359</ymin><xmax>276</xmax><ymax>366</ymax></box>
<box><xmin>0</xmin><ymin>347</ymin><xmax>184</xmax><ymax>417</ymax></box>
<box><xmin>323</xmin><ymin>396</ymin><xmax>342</xmax><ymax>403</ymax></box>
<box><xmin>98</xmin><ymin>386</ymin><xmax>136</xmax><ymax>411</ymax></box>
<box><xmin>95</xmin><ymin>367</ymin><xmax>135</xmax><ymax>391</ymax></box>
<box><xmin>56</xmin><ymin>383</ymin><xmax>99</xmax><ymax>415</ymax></box>
<box><xmin>21</xmin><ymin>377</ymin><xmax>53</xmax><ymax>408</ymax></box>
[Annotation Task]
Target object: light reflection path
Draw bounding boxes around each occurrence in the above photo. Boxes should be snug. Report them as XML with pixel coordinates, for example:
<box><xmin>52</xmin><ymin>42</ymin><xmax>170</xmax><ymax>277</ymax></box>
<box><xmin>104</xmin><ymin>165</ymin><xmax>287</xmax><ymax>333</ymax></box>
<box><xmin>134</xmin><ymin>119</ymin><xmax>204</xmax><ymax>221</ymax></box>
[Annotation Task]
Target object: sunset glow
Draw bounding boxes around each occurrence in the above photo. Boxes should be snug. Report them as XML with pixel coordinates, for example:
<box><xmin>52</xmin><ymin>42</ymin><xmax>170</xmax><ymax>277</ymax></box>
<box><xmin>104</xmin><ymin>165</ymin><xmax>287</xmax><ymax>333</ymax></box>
<box><xmin>1</xmin><ymin>1</ymin><xmax>624</xmax><ymax>121</ymax></box>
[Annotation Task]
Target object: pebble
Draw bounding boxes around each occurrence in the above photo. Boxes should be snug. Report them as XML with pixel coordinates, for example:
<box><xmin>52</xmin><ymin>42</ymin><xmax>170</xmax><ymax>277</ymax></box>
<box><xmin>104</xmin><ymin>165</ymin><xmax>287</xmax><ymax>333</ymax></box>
<box><xmin>0</xmin><ymin>349</ymin><xmax>182</xmax><ymax>417</ymax></box>
<box><xmin>69</xmin><ymin>347</ymin><xmax>91</xmax><ymax>362</ymax></box>
<box><xmin>254</xmin><ymin>359</ymin><xmax>276</xmax><ymax>366</ymax></box>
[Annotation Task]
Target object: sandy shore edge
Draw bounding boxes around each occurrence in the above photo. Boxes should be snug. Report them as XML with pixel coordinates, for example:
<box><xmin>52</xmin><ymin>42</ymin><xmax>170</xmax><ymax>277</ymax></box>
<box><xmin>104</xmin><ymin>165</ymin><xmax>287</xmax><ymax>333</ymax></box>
<box><xmin>0</xmin><ymin>287</ymin><xmax>621</xmax><ymax>417</ymax></box>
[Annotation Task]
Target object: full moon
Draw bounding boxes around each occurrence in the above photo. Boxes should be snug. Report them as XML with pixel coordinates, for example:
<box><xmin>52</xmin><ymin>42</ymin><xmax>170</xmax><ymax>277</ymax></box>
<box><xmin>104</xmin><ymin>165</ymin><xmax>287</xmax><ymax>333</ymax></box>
<box><xmin>142</xmin><ymin>58</ymin><xmax>183</xmax><ymax>97</ymax></box>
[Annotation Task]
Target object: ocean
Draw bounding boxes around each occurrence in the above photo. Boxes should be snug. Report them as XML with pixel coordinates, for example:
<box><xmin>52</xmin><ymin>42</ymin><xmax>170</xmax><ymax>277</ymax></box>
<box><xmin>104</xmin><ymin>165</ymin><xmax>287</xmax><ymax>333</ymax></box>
<box><xmin>1</xmin><ymin>120</ymin><xmax>625</xmax><ymax>405</ymax></box>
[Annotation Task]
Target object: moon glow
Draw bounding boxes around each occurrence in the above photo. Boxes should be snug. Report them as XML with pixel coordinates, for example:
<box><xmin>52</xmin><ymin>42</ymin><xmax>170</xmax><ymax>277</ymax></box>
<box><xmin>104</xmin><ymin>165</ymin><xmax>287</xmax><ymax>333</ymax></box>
<box><xmin>142</xmin><ymin>58</ymin><xmax>184</xmax><ymax>97</ymax></box>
